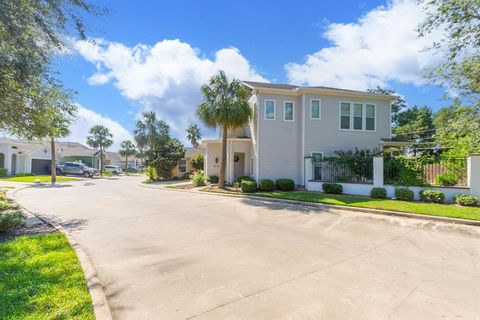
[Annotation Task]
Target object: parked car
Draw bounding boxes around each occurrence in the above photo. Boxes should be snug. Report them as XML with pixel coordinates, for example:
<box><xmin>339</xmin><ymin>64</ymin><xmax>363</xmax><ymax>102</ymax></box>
<box><xmin>105</xmin><ymin>165</ymin><xmax>122</xmax><ymax>175</ymax></box>
<box><xmin>53</xmin><ymin>162</ymin><xmax>99</xmax><ymax>178</ymax></box>
<box><xmin>125</xmin><ymin>167</ymin><xmax>138</xmax><ymax>173</ymax></box>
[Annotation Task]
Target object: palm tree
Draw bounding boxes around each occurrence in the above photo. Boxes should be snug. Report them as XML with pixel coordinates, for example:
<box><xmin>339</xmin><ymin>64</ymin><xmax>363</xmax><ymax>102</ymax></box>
<box><xmin>134</xmin><ymin>111</ymin><xmax>169</xmax><ymax>152</ymax></box>
<box><xmin>186</xmin><ymin>124</ymin><xmax>201</xmax><ymax>148</ymax></box>
<box><xmin>86</xmin><ymin>125</ymin><xmax>113</xmax><ymax>174</ymax></box>
<box><xmin>119</xmin><ymin>140</ymin><xmax>136</xmax><ymax>170</ymax></box>
<box><xmin>197</xmin><ymin>71</ymin><xmax>251</xmax><ymax>188</ymax></box>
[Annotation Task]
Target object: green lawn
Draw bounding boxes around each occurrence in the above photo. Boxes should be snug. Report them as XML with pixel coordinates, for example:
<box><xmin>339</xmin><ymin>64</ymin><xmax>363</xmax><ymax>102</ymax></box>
<box><xmin>253</xmin><ymin>191</ymin><xmax>480</xmax><ymax>221</ymax></box>
<box><xmin>0</xmin><ymin>175</ymin><xmax>77</xmax><ymax>183</ymax></box>
<box><xmin>0</xmin><ymin>233</ymin><xmax>94</xmax><ymax>319</ymax></box>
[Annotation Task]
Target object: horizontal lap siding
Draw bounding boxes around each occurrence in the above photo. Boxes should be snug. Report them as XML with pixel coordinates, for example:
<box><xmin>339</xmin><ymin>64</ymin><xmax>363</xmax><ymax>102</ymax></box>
<box><xmin>304</xmin><ymin>95</ymin><xmax>390</xmax><ymax>157</ymax></box>
<box><xmin>257</xmin><ymin>94</ymin><xmax>302</xmax><ymax>184</ymax></box>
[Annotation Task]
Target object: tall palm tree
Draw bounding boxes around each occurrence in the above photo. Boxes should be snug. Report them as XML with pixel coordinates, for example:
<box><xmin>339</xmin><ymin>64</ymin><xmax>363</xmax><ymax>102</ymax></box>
<box><xmin>186</xmin><ymin>124</ymin><xmax>201</xmax><ymax>148</ymax></box>
<box><xmin>86</xmin><ymin>125</ymin><xmax>113</xmax><ymax>174</ymax></box>
<box><xmin>119</xmin><ymin>140</ymin><xmax>136</xmax><ymax>170</ymax></box>
<box><xmin>134</xmin><ymin>111</ymin><xmax>169</xmax><ymax>152</ymax></box>
<box><xmin>197</xmin><ymin>71</ymin><xmax>251</xmax><ymax>188</ymax></box>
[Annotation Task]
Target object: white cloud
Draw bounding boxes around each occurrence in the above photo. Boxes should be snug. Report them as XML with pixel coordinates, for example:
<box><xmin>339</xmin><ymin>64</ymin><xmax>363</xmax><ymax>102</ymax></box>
<box><xmin>74</xmin><ymin>39</ymin><xmax>266</xmax><ymax>144</ymax></box>
<box><xmin>285</xmin><ymin>0</ymin><xmax>443</xmax><ymax>90</ymax></box>
<box><xmin>63</xmin><ymin>104</ymin><xmax>133</xmax><ymax>151</ymax></box>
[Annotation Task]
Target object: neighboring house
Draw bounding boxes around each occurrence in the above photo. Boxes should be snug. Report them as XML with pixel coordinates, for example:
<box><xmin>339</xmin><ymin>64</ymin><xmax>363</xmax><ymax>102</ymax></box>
<box><xmin>0</xmin><ymin>138</ymin><xmax>59</xmax><ymax>175</ymax></box>
<box><xmin>0</xmin><ymin>138</ymin><xmax>124</xmax><ymax>175</ymax></box>
<box><xmin>202</xmin><ymin>81</ymin><xmax>395</xmax><ymax>185</ymax></box>
<box><xmin>171</xmin><ymin>147</ymin><xmax>204</xmax><ymax>177</ymax></box>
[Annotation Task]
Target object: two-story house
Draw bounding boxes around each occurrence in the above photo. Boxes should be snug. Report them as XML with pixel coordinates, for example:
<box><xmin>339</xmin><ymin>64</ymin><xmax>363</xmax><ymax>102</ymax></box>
<box><xmin>202</xmin><ymin>81</ymin><xmax>394</xmax><ymax>186</ymax></box>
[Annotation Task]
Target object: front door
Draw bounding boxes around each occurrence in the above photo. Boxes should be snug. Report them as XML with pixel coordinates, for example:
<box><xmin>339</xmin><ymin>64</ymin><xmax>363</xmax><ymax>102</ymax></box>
<box><xmin>233</xmin><ymin>153</ymin><xmax>245</xmax><ymax>179</ymax></box>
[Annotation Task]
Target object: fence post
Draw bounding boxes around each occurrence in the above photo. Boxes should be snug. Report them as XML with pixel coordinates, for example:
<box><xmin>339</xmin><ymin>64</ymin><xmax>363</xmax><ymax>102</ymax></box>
<box><xmin>467</xmin><ymin>154</ymin><xmax>480</xmax><ymax>198</ymax></box>
<box><xmin>304</xmin><ymin>157</ymin><xmax>313</xmax><ymax>187</ymax></box>
<box><xmin>373</xmin><ymin>156</ymin><xmax>384</xmax><ymax>187</ymax></box>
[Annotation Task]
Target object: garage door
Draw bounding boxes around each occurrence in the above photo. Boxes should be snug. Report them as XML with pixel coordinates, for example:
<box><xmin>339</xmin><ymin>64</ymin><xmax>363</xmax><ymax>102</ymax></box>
<box><xmin>31</xmin><ymin>159</ymin><xmax>51</xmax><ymax>175</ymax></box>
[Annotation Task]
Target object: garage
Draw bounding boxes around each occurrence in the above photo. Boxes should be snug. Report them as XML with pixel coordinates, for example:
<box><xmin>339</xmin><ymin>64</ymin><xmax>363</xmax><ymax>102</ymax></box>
<box><xmin>31</xmin><ymin>159</ymin><xmax>51</xmax><ymax>175</ymax></box>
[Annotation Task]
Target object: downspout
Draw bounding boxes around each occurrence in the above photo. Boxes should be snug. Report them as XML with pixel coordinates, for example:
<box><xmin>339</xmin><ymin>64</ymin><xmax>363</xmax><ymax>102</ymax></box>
<box><xmin>301</xmin><ymin>91</ymin><xmax>306</xmax><ymax>186</ymax></box>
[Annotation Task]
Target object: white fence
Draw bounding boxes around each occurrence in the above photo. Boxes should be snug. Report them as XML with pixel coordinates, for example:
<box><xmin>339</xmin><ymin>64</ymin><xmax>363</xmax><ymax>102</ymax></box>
<box><xmin>305</xmin><ymin>154</ymin><xmax>480</xmax><ymax>203</ymax></box>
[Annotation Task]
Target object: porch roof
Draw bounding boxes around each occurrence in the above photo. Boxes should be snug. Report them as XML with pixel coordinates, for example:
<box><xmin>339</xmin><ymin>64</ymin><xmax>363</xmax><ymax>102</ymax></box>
<box><xmin>201</xmin><ymin>137</ymin><xmax>251</xmax><ymax>148</ymax></box>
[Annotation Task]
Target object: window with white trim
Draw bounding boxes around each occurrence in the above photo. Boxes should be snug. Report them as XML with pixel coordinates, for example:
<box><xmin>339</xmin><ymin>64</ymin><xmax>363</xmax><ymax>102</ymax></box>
<box><xmin>353</xmin><ymin>103</ymin><xmax>363</xmax><ymax>130</ymax></box>
<box><xmin>340</xmin><ymin>102</ymin><xmax>351</xmax><ymax>129</ymax></box>
<box><xmin>178</xmin><ymin>159</ymin><xmax>187</xmax><ymax>173</ymax></box>
<box><xmin>310</xmin><ymin>99</ymin><xmax>321</xmax><ymax>119</ymax></box>
<box><xmin>284</xmin><ymin>101</ymin><xmax>294</xmax><ymax>121</ymax></box>
<box><xmin>265</xmin><ymin>100</ymin><xmax>275</xmax><ymax>120</ymax></box>
<box><xmin>366</xmin><ymin>104</ymin><xmax>375</xmax><ymax>131</ymax></box>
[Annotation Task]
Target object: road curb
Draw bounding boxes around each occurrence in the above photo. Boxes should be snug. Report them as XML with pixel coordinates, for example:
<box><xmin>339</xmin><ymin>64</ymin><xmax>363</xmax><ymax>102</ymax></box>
<box><xmin>10</xmin><ymin>187</ymin><xmax>113</xmax><ymax>320</ymax></box>
<box><xmin>138</xmin><ymin>182</ymin><xmax>480</xmax><ymax>227</ymax></box>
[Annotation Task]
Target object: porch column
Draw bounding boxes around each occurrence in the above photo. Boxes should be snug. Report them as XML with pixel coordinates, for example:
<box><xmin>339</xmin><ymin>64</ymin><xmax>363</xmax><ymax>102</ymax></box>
<box><xmin>467</xmin><ymin>154</ymin><xmax>480</xmax><ymax>198</ymax></box>
<box><xmin>373</xmin><ymin>156</ymin><xmax>384</xmax><ymax>187</ymax></box>
<box><xmin>4</xmin><ymin>149</ymin><xmax>12</xmax><ymax>175</ymax></box>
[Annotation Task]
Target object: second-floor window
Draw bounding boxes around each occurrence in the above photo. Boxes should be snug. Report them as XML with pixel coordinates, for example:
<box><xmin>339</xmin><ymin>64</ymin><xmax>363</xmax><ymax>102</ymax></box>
<box><xmin>310</xmin><ymin>99</ymin><xmax>321</xmax><ymax>119</ymax></box>
<box><xmin>284</xmin><ymin>101</ymin><xmax>294</xmax><ymax>121</ymax></box>
<box><xmin>265</xmin><ymin>100</ymin><xmax>275</xmax><ymax>120</ymax></box>
<box><xmin>340</xmin><ymin>102</ymin><xmax>376</xmax><ymax>131</ymax></box>
<box><xmin>340</xmin><ymin>102</ymin><xmax>351</xmax><ymax>129</ymax></box>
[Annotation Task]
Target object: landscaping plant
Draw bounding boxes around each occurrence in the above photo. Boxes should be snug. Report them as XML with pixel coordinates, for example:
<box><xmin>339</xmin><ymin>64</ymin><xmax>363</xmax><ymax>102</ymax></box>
<box><xmin>0</xmin><ymin>210</ymin><xmax>26</xmax><ymax>232</ymax></box>
<box><xmin>276</xmin><ymin>179</ymin><xmax>295</xmax><ymax>191</ymax></box>
<box><xmin>454</xmin><ymin>194</ymin><xmax>479</xmax><ymax>207</ymax></box>
<box><xmin>322</xmin><ymin>183</ymin><xmax>343</xmax><ymax>194</ymax></box>
<box><xmin>370</xmin><ymin>187</ymin><xmax>387</xmax><ymax>199</ymax></box>
<box><xmin>146</xmin><ymin>165</ymin><xmax>157</xmax><ymax>181</ymax></box>
<box><xmin>0</xmin><ymin>169</ymin><xmax>7</xmax><ymax>177</ymax></box>
<box><xmin>259</xmin><ymin>179</ymin><xmax>275</xmax><ymax>192</ymax></box>
<box><xmin>395</xmin><ymin>188</ymin><xmax>414</xmax><ymax>201</ymax></box>
<box><xmin>436</xmin><ymin>173</ymin><xmax>459</xmax><ymax>186</ymax></box>
<box><xmin>420</xmin><ymin>189</ymin><xmax>445</xmax><ymax>203</ymax></box>
<box><xmin>190</xmin><ymin>153</ymin><xmax>204</xmax><ymax>171</ymax></box>
<box><xmin>192</xmin><ymin>171</ymin><xmax>207</xmax><ymax>186</ymax></box>
<box><xmin>208</xmin><ymin>175</ymin><xmax>219</xmax><ymax>183</ymax></box>
<box><xmin>241</xmin><ymin>180</ymin><xmax>257</xmax><ymax>193</ymax></box>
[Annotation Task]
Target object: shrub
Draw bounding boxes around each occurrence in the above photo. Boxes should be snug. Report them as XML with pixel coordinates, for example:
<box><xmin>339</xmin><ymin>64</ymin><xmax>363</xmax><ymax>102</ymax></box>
<box><xmin>208</xmin><ymin>175</ymin><xmax>219</xmax><ymax>183</ymax></box>
<box><xmin>0</xmin><ymin>200</ymin><xmax>12</xmax><ymax>211</ymax></box>
<box><xmin>0</xmin><ymin>210</ymin><xmax>26</xmax><ymax>232</ymax></box>
<box><xmin>419</xmin><ymin>189</ymin><xmax>445</xmax><ymax>203</ymax></box>
<box><xmin>232</xmin><ymin>181</ymin><xmax>240</xmax><ymax>188</ymax></box>
<box><xmin>241</xmin><ymin>180</ymin><xmax>257</xmax><ymax>193</ymax></box>
<box><xmin>101</xmin><ymin>171</ymin><xmax>113</xmax><ymax>177</ymax></box>
<box><xmin>191</xmin><ymin>171</ymin><xmax>206</xmax><ymax>186</ymax></box>
<box><xmin>436</xmin><ymin>173</ymin><xmax>459</xmax><ymax>186</ymax></box>
<box><xmin>181</xmin><ymin>172</ymin><xmax>191</xmax><ymax>180</ymax></box>
<box><xmin>454</xmin><ymin>194</ymin><xmax>479</xmax><ymax>207</ymax></box>
<box><xmin>259</xmin><ymin>179</ymin><xmax>275</xmax><ymax>192</ymax></box>
<box><xmin>0</xmin><ymin>168</ymin><xmax>7</xmax><ymax>177</ymax></box>
<box><xmin>235</xmin><ymin>176</ymin><xmax>255</xmax><ymax>184</ymax></box>
<box><xmin>146</xmin><ymin>165</ymin><xmax>157</xmax><ymax>181</ymax></box>
<box><xmin>190</xmin><ymin>153</ymin><xmax>204</xmax><ymax>171</ymax></box>
<box><xmin>275</xmin><ymin>179</ymin><xmax>295</xmax><ymax>191</ymax></box>
<box><xmin>322</xmin><ymin>183</ymin><xmax>343</xmax><ymax>194</ymax></box>
<box><xmin>395</xmin><ymin>188</ymin><xmax>414</xmax><ymax>201</ymax></box>
<box><xmin>370</xmin><ymin>187</ymin><xmax>387</xmax><ymax>199</ymax></box>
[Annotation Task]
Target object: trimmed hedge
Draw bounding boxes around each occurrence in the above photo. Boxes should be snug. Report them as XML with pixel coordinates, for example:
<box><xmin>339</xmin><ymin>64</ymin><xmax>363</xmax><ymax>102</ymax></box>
<box><xmin>235</xmin><ymin>176</ymin><xmax>255</xmax><ymax>184</ymax></box>
<box><xmin>0</xmin><ymin>168</ymin><xmax>7</xmax><ymax>177</ymax></box>
<box><xmin>395</xmin><ymin>188</ymin><xmax>414</xmax><ymax>201</ymax></box>
<box><xmin>322</xmin><ymin>183</ymin><xmax>343</xmax><ymax>194</ymax></box>
<box><xmin>419</xmin><ymin>189</ymin><xmax>445</xmax><ymax>204</ymax></box>
<box><xmin>259</xmin><ymin>179</ymin><xmax>275</xmax><ymax>192</ymax></box>
<box><xmin>208</xmin><ymin>175</ymin><xmax>219</xmax><ymax>183</ymax></box>
<box><xmin>241</xmin><ymin>180</ymin><xmax>257</xmax><ymax>193</ymax></box>
<box><xmin>454</xmin><ymin>194</ymin><xmax>479</xmax><ymax>207</ymax></box>
<box><xmin>275</xmin><ymin>179</ymin><xmax>295</xmax><ymax>191</ymax></box>
<box><xmin>370</xmin><ymin>187</ymin><xmax>387</xmax><ymax>199</ymax></box>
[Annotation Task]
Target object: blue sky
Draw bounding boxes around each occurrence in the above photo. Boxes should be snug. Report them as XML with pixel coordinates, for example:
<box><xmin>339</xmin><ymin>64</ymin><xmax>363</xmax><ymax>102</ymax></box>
<box><xmin>56</xmin><ymin>0</ymin><xmax>450</xmax><ymax>149</ymax></box>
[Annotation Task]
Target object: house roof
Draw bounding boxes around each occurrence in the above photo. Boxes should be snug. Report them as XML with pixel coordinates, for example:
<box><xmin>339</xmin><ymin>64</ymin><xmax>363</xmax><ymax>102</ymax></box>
<box><xmin>56</xmin><ymin>141</ymin><xmax>96</xmax><ymax>157</ymax></box>
<box><xmin>242</xmin><ymin>81</ymin><xmax>394</xmax><ymax>100</ymax></box>
<box><xmin>184</xmin><ymin>147</ymin><xmax>204</xmax><ymax>158</ymax></box>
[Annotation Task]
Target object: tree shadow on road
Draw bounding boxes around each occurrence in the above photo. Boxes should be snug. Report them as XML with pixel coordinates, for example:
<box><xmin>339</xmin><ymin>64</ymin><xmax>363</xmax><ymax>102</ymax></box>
<box><xmin>240</xmin><ymin>198</ymin><xmax>329</xmax><ymax>215</ymax></box>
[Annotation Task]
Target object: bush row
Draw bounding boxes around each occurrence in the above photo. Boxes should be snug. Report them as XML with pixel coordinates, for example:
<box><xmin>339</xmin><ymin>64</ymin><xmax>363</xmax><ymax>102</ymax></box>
<box><xmin>238</xmin><ymin>178</ymin><xmax>295</xmax><ymax>193</ymax></box>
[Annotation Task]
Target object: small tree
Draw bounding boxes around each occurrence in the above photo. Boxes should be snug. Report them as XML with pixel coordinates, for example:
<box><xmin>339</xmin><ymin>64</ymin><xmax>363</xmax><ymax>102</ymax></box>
<box><xmin>190</xmin><ymin>153</ymin><xmax>204</xmax><ymax>171</ymax></box>
<box><xmin>197</xmin><ymin>71</ymin><xmax>252</xmax><ymax>188</ymax></box>
<box><xmin>119</xmin><ymin>140</ymin><xmax>136</xmax><ymax>170</ymax></box>
<box><xmin>86</xmin><ymin>125</ymin><xmax>113</xmax><ymax>175</ymax></box>
<box><xmin>186</xmin><ymin>124</ymin><xmax>202</xmax><ymax>148</ymax></box>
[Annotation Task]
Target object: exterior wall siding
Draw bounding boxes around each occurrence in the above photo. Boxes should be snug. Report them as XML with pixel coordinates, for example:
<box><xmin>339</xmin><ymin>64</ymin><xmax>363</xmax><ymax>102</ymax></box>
<box><xmin>303</xmin><ymin>94</ymin><xmax>391</xmax><ymax>157</ymax></box>
<box><xmin>257</xmin><ymin>93</ymin><xmax>303</xmax><ymax>184</ymax></box>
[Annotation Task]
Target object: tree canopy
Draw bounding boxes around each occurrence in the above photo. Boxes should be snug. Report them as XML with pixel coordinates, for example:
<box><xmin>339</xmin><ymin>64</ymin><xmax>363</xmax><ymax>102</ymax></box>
<box><xmin>86</xmin><ymin>125</ymin><xmax>113</xmax><ymax>173</ymax></box>
<box><xmin>186</xmin><ymin>124</ymin><xmax>202</xmax><ymax>148</ymax></box>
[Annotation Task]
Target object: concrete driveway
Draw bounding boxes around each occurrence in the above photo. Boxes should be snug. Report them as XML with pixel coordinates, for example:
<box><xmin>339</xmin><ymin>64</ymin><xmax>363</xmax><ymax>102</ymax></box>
<box><xmin>13</xmin><ymin>176</ymin><xmax>480</xmax><ymax>319</ymax></box>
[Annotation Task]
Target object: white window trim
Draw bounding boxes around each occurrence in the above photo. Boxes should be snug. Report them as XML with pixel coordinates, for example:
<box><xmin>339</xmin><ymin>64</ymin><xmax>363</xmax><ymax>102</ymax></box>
<box><xmin>339</xmin><ymin>101</ymin><xmax>376</xmax><ymax>132</ymax></box>
<box><xmin>310</xmin><ymin>151</ymin><xmax>324</xmax><ymax>158</ymax></box>
<box><xmin>310</xmin><ymin>99</ymin><xmax>321</xmax><ymax>120</ymax></box>
<box><xmin>178</xmin><ymin>158</ymin><xmax>187</xmax><ymax>173</ymax></box>
<box><xmin>264</xmin><ymin>99</ymin><xmax>275</xmax><ymax>120</ymax></box>
<box><xmin>283</xmin><ymin>100</ymin><xmax>295</xmax><ymax>122</ymax></box>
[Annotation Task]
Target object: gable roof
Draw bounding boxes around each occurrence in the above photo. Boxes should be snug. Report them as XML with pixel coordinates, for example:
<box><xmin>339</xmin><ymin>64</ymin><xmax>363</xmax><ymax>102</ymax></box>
<box><xmin>184</xmin><ymin>147</ymin><xmax>204</xmax><ymax>158</ymax></box>
<box><xmin>242</xmin><ymin>81</ymin><xmax>394</xmax><ymax>100</ymax></box>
